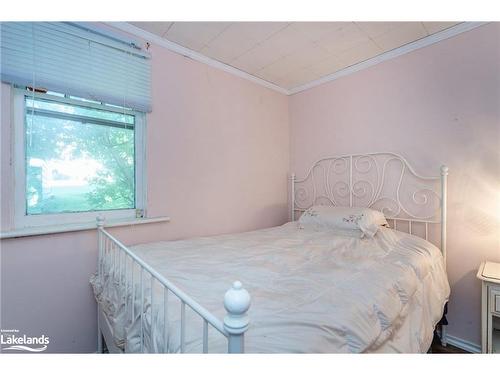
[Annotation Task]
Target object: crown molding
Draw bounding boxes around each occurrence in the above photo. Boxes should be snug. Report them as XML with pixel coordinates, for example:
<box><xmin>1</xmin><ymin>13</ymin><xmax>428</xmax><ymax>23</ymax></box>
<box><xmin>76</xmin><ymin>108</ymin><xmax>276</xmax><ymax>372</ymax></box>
<box><xmin>288</xmin><ymin>22</ymin><xmax>488</xmax><ymax>95</ymax></box>
<box><xmin>105</xmin><ymin>22</ymin><xmax>289</xmax><ymax>95</ymax></box>
<box><xmin>106</xmin><ymin>22</ymin><xmax>488</xmax><ymax>97</ymax></box>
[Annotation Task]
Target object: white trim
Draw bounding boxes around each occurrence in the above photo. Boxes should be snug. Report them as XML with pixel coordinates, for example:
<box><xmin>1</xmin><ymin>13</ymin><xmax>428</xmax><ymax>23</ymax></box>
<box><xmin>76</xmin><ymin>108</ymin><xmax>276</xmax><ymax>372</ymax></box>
<box><xmin>19</xmin><ymin>91</ymin><xmax>138</xmax><ymax>116</ymax></box>
<box><xmin>12</xmin><ymin>88</ymin><xmax>147</xmax><ymax>229</ymax></box>
<box><xmin>134</xmin><ymin>112</ymin><xmax>147</xmax><ymax>216</ymax></box>
<box><xmin>105</xmin><ymin>22</ymin><xmax>289</xmax><ymax>95</ymax></box>
<box><xmin>0</xmin><ymin>216</ymin><xmax>170</xmax><ymax>239</ymax></box>
<box><xmin>289</xmin><ymin>22</ymin><xmax>488</xmax><ymax>94</ymax></box>
<box><xmin>106</xmin><ymin>22</ymin><xmax>488</xmax><ymax>96</ymax></box>
<box><xmin>445</xmin><ymin>334</ymin><xmax>481</xmax><ymax>353</ymax></box>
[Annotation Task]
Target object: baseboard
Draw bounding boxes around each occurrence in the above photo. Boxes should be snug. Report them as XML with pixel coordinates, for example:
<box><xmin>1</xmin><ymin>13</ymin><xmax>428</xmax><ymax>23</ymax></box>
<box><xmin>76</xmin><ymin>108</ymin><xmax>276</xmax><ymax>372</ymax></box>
<box><xmin>445</xmin><ymin>334</ymin><xmax>481</xmax><ymax>353</ymax></box>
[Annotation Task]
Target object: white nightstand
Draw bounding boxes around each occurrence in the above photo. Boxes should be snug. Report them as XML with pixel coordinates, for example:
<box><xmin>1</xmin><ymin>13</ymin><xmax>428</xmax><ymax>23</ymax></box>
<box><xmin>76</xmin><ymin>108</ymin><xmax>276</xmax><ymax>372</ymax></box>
<box><xmin>477</xmin><ymin>261</ymin><xmax>500</xmax><ymax>353</ymax></box>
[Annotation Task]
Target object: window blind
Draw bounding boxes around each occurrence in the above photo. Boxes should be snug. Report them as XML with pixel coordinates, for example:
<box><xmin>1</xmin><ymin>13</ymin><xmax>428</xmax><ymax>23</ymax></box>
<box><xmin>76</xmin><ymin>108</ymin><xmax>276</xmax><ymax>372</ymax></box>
<box><xmin>0</xmin><ymin>22</ymin><xmax>152</xmax><ymax>112</ymax></box>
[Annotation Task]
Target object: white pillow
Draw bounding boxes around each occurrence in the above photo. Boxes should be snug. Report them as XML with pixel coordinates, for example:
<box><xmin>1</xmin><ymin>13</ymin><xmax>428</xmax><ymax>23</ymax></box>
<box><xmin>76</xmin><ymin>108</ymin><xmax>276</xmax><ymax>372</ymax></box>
<box><xmin>298</xmin><ymin>205</ymin><xmax>388</xmax><ymax>238</ymax></box>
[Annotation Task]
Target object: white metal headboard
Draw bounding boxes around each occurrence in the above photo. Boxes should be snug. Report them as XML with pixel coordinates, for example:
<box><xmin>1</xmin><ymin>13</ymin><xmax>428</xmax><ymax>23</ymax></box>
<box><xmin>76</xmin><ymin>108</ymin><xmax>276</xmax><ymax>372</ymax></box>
<box><xmin>290</xmin><ymin>152</ymin><xmax>448</xmax><ymax>266</ymax></box>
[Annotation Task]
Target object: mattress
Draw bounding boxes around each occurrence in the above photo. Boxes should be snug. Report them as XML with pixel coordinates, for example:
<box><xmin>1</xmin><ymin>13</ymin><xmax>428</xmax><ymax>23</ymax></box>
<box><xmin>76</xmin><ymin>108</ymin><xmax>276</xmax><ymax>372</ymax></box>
<box><xmin>90</xmin><ymin>222</ymin><xmax>450</xmax><ymax>353</ymax></box>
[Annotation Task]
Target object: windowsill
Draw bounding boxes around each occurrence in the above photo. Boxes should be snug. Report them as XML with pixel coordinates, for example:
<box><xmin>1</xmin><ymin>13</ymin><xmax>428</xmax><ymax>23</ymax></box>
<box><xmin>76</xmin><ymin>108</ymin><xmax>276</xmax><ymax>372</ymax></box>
<box><xmin>0</xmin><ymin>216</ymin><xmax>170</xmax><ymax>239</ymax></box>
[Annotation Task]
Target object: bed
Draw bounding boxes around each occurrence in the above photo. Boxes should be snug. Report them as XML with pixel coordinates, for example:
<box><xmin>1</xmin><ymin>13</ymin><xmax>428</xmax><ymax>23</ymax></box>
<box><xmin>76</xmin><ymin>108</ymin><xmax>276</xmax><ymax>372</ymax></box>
<box><xmin>90</xmin><ymin>152</ymin><xmax>451</xmax><ymax>353</ymax></box>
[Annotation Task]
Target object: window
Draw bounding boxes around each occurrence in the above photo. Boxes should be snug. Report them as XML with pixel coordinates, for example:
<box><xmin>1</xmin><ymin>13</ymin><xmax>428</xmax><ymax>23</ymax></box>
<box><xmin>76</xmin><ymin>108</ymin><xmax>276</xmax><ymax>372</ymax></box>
<box><xmin>14</xmin><ymin>88</ymin><xmax>146</xmax><ymax>227</ymax></box>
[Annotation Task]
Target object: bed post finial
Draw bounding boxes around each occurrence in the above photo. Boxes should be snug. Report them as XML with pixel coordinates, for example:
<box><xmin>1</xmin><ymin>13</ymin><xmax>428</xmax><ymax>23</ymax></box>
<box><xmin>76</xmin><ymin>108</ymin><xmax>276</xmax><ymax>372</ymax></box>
<box><xmin>440</xmin><ymin>165</ymin><xmax>449</xmax><ymax>176</ymax></box>
<box><xmin>224</xmin><ymin>281</ymin><xmax>251</xmax><ymax>353</ymax></box>
<box><xmin>96</xmin><ymin>215</ymin><xmax>105</xmax><ymax>228</ymax></box>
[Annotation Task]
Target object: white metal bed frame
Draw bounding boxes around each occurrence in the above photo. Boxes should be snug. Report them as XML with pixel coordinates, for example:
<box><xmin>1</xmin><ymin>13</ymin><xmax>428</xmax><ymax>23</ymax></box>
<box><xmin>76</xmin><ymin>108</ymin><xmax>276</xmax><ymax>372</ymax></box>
<box><xmin>96</xmin><ymin>224</ymin><xmax>251</xmax><ymax>354</ymax></box>
<box><xmin>290</xmin><ymin>151</ymin><xmax>449</xmax><ymax>346</ymax></box>
<box><xmin>94</xmin><ymin>152</ymin><xmax>448</xmax><ymax>353</ymax></box>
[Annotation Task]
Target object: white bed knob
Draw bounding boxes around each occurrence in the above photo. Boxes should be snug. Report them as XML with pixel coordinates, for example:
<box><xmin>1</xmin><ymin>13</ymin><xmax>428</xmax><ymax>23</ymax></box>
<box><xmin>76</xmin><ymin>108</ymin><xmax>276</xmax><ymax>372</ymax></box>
<box><xmin>96</xmin><ymin>215</ymin><xmax>105</xmax><ymax>228</ymax></box>
<box><xmin>224</xmin><ymin>281</ymin><xmax>250</xmax><ymax>315</ymax></box>
<box><xmin>223</xmin><ymin>281</ymin><xmax>251</xmax><ymax>335</ymax></box>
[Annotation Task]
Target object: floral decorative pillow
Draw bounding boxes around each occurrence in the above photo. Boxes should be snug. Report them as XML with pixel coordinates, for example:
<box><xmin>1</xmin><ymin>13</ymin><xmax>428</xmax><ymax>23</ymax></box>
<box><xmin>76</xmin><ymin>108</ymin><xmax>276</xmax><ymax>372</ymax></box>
<box><xmin>298</xmin><ymin>205</ymin><xmax>388</xmax><ymax>238</ymax></box>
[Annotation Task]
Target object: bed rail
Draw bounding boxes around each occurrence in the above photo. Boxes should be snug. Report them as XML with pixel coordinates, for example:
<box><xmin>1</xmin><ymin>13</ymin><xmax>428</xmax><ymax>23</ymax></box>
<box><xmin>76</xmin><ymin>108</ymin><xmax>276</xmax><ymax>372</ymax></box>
<box><xmin>95</xmin><ymin>217</ymin><xmax>251</xmax><ymax>353</ymax></box>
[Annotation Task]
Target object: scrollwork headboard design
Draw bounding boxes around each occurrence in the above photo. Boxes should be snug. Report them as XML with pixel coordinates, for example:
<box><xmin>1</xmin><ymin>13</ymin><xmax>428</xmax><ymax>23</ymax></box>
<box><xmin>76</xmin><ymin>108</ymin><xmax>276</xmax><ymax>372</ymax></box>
<box><xmin>290</xmin><ymin>152</ymin><xmax>448</xmax><ymax>266</ymax></box>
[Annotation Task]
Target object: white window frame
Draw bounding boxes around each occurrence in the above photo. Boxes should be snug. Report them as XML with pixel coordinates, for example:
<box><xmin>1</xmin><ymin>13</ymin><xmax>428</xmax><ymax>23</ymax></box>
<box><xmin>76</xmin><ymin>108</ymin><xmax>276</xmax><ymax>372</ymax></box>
<box><xmin>13</xmin><ymin>88</ymin><xmax>147</xmax><ymax>228</ymax></box>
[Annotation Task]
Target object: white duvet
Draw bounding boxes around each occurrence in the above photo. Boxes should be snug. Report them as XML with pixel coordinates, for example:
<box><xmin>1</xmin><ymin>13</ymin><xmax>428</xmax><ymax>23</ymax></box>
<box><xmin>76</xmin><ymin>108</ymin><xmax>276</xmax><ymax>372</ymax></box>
<box><xmin>90</xmin><ymin>222</ymin><xmax>450</xmax><ymax>353</ymax></box>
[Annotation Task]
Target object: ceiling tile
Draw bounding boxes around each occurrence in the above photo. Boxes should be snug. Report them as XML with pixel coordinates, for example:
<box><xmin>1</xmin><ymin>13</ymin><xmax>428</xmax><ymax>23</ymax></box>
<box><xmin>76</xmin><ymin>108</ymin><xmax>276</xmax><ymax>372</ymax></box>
<box><xmin>336</xmin><ymin>40</ymin><xmax>382</xmax><ymax>67</ymax></box>
<box><xmin>256</xmin><ymin>43</ymin><xmax>330</xmax><ymax>81</ymax></box>
<box><xmin>165</xmin><ymin>22</ymin><xmax>232</xmax><ymax>51</ymax></box>
<box><xmin>309</xmin><ymin>54</ymin><xmax>346</xmax><ymax>79</ymax></box>
<box><xmin>373</xmin><ymin>22</ymin><xmax>428</xmax><ymax>52</ymax></box>
<box><xmin>289</xmin><ymin>22</ymin><xmax>350</xmax><ymax>42</ymax></box>
<box><xmin>230</xmin><ymin>25</ymin><xmax>311</xmax><ymax>73</ymax></box>
<box><xmin>230</xmin><ymin>44</ymin><xmax>284</xmax><ymax>74</ymax></box>
<box><xmin>273</xmin><ymin>66</ymin><xmax>321</xmax><ymax>89</ymax></box>
<box><xmin>355</xmin><ymin>22</ymin><xmax>408</xmax><ymax>38</ymax></box>
<box><xmin>130</xmin><ymin>22</ymin><xmax>172</xmax><ymax>37</ymax></box>
<box><xmin>259</xmin><ymin>25</ymin><xmax>313</xmax><ymax>56</ymax></box>
<box><xmin>200</xmin><ymin>22</ymin><xmax>288</xmax><ymax>62</ymax></box>
<box><xmin>422</xmin><ymin>22</ymin><xmax>460</xmax><ymax>34</ymax></box>
<box><xmin>317</xmin><ymin>23</ymin><xmax>372</xmax><ymax>56</ymax></box>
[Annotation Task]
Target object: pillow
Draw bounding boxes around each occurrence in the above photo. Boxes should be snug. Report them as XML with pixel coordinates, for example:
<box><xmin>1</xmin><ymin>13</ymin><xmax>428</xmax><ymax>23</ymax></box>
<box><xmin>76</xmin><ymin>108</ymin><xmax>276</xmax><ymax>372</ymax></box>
<box><xmin>298</xmin><ymin>205</ymin><xmax>388</xmax><ymax>238</ymax></box>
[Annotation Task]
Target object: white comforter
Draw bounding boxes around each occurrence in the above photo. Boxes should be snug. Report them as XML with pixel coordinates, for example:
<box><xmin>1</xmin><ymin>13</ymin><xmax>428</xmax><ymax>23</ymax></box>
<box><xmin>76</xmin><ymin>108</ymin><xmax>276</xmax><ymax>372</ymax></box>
<box><xmin>90</xmin><ymin>222</ymin><xmax>450</xmax><ymax>353</ymax></box>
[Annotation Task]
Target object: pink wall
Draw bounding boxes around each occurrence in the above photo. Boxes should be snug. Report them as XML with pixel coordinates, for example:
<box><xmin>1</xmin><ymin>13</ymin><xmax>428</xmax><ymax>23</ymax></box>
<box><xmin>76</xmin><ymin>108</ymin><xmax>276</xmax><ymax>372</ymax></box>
<box><xmin>0</xmin><ymin>39</ymin><xmax>290</xmax><ymax>352</ymax></box>
<box><xmin>289</xmin><ymin>23</ymin><xmax>500</xmax><ymax>346</ymax></box>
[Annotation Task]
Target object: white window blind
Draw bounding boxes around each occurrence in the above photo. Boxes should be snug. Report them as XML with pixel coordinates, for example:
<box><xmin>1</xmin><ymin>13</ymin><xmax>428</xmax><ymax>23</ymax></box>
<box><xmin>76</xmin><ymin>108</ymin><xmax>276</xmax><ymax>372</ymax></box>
<box><xmin>0</xmin><ymin>22</ymin><xmax>152</xmax><ymax>112</ymax></box>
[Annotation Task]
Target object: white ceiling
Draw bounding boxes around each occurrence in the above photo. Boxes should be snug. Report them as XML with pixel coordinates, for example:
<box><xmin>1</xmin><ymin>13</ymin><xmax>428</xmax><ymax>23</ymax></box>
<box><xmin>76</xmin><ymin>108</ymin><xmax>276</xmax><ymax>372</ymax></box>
<box><xmin>129</xmin><ymin>22</ymin><xmax>460</xmax><ymax>90</ymax></box>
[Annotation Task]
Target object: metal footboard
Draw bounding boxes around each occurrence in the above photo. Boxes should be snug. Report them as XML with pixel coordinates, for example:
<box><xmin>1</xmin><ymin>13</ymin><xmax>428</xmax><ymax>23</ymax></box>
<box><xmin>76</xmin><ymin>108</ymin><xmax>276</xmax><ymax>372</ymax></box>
<box><xmin>95</xmin><ymin>217</ymin><xmax>251</xmax><ymax>353</ymax></box>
